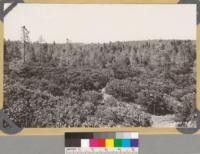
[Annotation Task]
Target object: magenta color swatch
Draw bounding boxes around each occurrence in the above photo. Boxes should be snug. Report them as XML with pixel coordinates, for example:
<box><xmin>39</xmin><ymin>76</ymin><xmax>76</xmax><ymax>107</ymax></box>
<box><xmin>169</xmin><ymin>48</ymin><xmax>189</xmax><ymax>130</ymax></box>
<box><xmin>89</xmin><ymin>139</ymin><xmax>98</xmax><ymax>147</ymax></box>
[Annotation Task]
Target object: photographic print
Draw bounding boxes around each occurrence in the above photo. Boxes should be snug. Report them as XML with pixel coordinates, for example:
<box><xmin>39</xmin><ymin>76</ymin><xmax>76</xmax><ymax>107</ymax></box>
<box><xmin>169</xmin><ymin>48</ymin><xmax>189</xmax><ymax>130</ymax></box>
<box><xmin>3</xmin><ymin>4</ymin><xmax>197</xmax><ymax>128</ymax></box>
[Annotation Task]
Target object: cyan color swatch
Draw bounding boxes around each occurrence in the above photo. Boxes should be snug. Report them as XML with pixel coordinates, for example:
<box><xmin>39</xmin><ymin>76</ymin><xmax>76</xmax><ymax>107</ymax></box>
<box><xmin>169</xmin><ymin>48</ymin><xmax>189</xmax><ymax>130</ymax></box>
<box><xmin>122</xmin><ymin>139</ymin><xmax>131</xmax><ymax>147</ymax></box>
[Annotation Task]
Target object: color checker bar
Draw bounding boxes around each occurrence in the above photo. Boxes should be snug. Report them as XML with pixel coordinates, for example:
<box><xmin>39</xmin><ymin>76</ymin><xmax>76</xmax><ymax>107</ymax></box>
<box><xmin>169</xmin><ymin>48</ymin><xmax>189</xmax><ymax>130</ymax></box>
<box><xmin>65</xmin><ymin>132</ymin><xmax>139</xmax><ymax>154</ymax></box>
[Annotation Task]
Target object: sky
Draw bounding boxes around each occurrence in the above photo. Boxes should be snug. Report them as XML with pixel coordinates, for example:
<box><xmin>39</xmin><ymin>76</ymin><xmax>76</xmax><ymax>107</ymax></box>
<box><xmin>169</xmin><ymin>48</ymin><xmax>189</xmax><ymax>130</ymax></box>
<box><xmin>4</xmin><ymin>4</ymin><xmax>196</xmax><ymax>43</ymax></box>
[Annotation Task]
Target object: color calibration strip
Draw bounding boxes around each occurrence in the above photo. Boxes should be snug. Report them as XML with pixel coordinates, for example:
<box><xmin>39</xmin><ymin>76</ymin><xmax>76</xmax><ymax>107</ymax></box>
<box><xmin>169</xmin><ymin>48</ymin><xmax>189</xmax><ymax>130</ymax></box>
<box><xmin>65</xmin><ymin>132</ymin><xmax>139</xmax><ymax>154</ymax></box>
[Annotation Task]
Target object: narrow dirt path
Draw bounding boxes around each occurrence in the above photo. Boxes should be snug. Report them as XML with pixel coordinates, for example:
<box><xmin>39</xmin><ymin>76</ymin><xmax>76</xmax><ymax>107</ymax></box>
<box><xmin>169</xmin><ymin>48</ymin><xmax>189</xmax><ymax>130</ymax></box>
<box><xmin>151</xmin><ymin>114</ymin><xmax>177</xmax><ymax>128</ymax></box>
<box><xmin>101</xmin><ymin>87</ymin><xmax>178</xmax><ymax>128</ymax></box>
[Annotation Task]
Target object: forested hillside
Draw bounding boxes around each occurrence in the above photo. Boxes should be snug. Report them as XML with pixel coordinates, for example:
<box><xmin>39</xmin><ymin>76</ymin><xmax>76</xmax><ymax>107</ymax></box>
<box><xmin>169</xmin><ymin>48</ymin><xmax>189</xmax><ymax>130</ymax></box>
<box><xmin>3</xmin><ymin>39</ymin><xmax>196</xmax><ymax>127</ymax></box>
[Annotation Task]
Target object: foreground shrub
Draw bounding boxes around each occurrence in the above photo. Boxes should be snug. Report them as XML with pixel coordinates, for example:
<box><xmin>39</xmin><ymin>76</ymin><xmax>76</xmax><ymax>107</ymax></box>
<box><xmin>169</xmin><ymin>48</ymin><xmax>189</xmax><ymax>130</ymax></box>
<box><xmin>47</xmin><ymin>83</ymin><xmax>63</xmax><ymax>96</ymax></box>
<box><xmin>136</xmin><ymin>90</ymin><xmax>174</xmax><ymax>115</ymax></box>
<box><xmin>82</xmin><ymin>91</ymin><xmax>102</xmax><ymax>104</ymax></box>
<box><xmin>175</xmin><ymin>93</ymin><xmax>196</xmax><ymax>127</ymax></box>
<box><xmin>82</xmin><ymin>116</ymin><xmax>104</xmax><ymax>127</ymax></box>
<box><xmin>105</xmin><ymin>79</ymin><xmax>140</xmax><ymax>102</ymax></box>
<box><xmin>102</xmin><ymin>94</ymin><xmax>118</xmax><ymax>106</ymax></box>
<box><xmin>4</xmin><ymin>83</ymin><xmax>77</xmax><ymax>127</ymax></box>
<box><xmin>162</xmin><ymin>94</ymin><xmax>182</xmax><ymax>114</ymax></box>
<box><xmin>171</xmin><ymin>85</ymin><xmax>195</xmax><ymax>101</ymax></box>
<box><xmin>80</xmin><ymin>101</ymin><xmax>96</xmax><ymax>116</ymax></box>
<box><xmin>17</xmin><ymin>64</ymin><xmax>45</xmax><ymax>78</ymax></box>
<box><xmin>96</xmin><ymin>105</ymin><xmax>152</xmax><ymax>127</ymax></box>
<box><xmin>112</xmin><ymin>65</ymin><xmax>141</xmax><ymax>80</ymax></box>
<box><xmin>64</xmin><ymin>67</ymin><xmax>112</xmax><ymax>92</ymax></box>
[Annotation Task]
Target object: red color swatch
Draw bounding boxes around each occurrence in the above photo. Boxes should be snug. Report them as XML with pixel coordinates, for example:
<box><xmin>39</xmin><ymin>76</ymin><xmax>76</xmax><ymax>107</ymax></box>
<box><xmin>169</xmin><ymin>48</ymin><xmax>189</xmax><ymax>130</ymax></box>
<box><xmin>97</xmin><ymin>139</ymin><xmax>105</xmax><ymax>147</ymax></box>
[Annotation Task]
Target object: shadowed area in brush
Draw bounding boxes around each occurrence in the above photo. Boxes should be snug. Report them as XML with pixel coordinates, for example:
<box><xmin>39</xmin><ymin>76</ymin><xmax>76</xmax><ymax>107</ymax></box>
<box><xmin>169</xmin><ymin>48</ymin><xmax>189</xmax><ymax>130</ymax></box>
<box><xmin>2</xmin><ymin>39</ymin><xmax>197</xmax><ymax>128</ymax></box>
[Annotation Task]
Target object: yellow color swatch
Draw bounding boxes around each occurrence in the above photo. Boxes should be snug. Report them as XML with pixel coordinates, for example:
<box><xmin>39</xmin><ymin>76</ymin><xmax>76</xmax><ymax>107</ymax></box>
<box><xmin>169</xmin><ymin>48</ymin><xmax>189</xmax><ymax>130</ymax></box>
<box><xmin>105</xmin><ymin>139</ymin><xmax>114</xmax><ymax>148</ymax></box>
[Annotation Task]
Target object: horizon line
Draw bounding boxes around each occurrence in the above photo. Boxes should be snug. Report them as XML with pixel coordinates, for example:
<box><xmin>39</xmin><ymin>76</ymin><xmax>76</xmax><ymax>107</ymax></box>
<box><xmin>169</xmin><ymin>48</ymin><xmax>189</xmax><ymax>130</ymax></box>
<box><xmin>4</xmin><ymin>38</ymin><xmax>196</xmax><ymax>44</ymax></box>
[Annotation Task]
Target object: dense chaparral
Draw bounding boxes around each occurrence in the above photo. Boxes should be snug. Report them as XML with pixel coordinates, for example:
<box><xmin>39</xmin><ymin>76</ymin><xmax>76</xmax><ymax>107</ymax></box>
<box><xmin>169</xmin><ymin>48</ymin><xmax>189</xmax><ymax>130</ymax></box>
<box><xmin>3</xmin><ymin>39</ymin><xmax>196</xmax><ymax>127</ymax></box>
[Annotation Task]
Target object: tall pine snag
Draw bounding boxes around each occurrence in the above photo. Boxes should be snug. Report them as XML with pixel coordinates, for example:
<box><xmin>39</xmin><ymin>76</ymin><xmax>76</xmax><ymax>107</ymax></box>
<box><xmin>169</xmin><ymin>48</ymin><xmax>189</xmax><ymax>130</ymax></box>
<box><xmin>21</xmin><ymin>26</ymin><xmax>30</xmax><ymax>64</ymax></box>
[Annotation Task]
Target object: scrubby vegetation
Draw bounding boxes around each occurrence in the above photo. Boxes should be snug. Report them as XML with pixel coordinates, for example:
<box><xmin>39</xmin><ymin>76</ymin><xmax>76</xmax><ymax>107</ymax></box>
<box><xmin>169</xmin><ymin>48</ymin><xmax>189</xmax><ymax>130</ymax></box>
<box><xmin>3</xmin><ymin>39</ymin><xmax>196</xmax><ymax>127</ymax></box>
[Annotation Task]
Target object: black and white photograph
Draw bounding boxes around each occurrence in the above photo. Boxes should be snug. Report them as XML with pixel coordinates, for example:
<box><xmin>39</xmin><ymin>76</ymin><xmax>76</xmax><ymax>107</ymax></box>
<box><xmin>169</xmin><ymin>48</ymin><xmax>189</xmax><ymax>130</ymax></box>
<box><xmin>3</xmin><ymin>4</ymin><xmax>197</xmax><ymax>128</ymax></box>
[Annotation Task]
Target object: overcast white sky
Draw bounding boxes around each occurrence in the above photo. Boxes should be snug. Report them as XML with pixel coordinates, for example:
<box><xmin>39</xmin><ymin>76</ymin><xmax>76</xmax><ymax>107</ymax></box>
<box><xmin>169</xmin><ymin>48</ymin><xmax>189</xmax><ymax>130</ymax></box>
<box><xmin>4</xmin><ymin>4</ymin><xmax>196</xmax><ymax>43</ymax></box>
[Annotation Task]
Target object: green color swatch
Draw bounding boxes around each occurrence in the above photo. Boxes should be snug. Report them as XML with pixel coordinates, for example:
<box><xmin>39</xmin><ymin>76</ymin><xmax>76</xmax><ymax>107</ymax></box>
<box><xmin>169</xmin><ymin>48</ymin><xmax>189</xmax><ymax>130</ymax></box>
<box><xmin>114</xmin><ymin>139</ymin><xmax>122</xmax><ymax>147</ymax></box>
